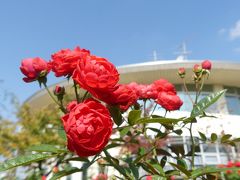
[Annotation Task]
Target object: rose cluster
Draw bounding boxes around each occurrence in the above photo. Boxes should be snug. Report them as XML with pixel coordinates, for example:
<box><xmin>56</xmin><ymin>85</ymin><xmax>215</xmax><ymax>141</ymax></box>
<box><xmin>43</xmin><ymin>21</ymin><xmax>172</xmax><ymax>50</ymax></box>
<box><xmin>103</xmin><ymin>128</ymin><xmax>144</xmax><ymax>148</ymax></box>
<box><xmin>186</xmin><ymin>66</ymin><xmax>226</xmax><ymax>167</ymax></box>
<box><xmin>20</xmin><ymin>46</ymin><xmax>183</xmax><ymax>157</ymax></box>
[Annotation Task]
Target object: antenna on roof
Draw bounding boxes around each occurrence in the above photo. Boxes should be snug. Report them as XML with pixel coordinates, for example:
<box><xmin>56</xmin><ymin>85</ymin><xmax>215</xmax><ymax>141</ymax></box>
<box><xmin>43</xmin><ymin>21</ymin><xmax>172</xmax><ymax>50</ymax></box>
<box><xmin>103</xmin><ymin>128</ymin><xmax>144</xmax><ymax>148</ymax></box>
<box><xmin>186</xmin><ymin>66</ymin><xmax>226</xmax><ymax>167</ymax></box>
<box><xmin>174</xmin><ymin>41</ymin><xmax>191</xmax><ymax>61</ymax></box>
<box><xmin>153</xmin><ymin>50</ymin><xmax>158</xmax><ymax>61</ymax></box>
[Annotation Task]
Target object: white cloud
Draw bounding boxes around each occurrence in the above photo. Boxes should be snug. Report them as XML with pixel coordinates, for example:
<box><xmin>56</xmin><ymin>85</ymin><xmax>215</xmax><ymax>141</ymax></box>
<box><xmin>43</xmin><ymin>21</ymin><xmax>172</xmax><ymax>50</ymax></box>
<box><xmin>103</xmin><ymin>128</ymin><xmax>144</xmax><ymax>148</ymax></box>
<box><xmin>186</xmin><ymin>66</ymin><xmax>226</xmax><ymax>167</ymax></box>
<box><xmin>218</xmin><ymin>28</ymin><xmax>226</xmax><ymax>35</ymax></box>
<box><xmin>229</xmin><ymin>20</ymin><xmax>240</xmax><ymax>40</ymax></box>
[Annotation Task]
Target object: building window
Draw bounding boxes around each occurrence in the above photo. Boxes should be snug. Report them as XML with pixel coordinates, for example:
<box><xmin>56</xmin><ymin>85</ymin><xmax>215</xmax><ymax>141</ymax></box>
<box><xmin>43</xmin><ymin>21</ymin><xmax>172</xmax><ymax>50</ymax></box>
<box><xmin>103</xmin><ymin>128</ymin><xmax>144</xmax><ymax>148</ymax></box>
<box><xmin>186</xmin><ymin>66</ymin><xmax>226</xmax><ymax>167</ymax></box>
<box><xmin>224</xmin><ymin>86</ymin><xmax>240</xmax><ymax>115</ymax></box>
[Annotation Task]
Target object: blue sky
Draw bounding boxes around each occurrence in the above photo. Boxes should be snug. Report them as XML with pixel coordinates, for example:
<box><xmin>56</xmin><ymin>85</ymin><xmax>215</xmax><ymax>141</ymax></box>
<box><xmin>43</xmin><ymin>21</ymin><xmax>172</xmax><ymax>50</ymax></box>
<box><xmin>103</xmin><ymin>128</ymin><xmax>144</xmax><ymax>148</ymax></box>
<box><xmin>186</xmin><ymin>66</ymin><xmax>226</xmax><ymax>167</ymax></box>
<box><xmin>1</xmin><ymin>0</ymin><xmax>240</xmax><ymax>110</ymax></box>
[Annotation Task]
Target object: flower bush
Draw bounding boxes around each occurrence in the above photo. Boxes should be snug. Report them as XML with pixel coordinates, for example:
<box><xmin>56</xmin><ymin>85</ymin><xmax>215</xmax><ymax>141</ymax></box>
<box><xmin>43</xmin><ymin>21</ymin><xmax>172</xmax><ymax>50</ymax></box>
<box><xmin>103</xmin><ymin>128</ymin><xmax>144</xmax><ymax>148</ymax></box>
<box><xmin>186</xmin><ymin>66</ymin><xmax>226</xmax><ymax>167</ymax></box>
<box><xmin>0</xmin><ymin>45</ymin><xmax>240</xmax><ymax>180</ymax></box>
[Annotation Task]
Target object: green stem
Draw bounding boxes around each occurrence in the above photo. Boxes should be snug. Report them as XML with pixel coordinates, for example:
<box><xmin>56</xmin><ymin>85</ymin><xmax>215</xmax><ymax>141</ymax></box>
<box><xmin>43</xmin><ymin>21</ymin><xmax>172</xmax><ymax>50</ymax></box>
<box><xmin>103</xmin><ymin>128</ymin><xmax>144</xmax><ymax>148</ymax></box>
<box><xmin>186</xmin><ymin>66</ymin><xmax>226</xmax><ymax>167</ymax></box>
<box><xmin>43</xmin><ymin>83</ymin><xmax>67</xmax><ymax>113</ymax></box>
<box><xmin>43</xmin><ymin>83</ymin><xmax>61</xmax><ymax>106</ymax></box>
<box><xmin>150</xmin><ymin>103</ymin><xmax>158</xmax><ymax>116</ymax></box>
<box><xmin>73</xmin><ymin>81</ymin><xmax>80</xmax><ymax>103</ymax></box>
<box><xmin>81</xmin><ymin>91</ymin><xmax>89</xmax><ymax>102</ymax></box>
<box><xmin>182</xmin><ymin>79</ymin><xmax>194</xmax><ymax>105</ymax></box>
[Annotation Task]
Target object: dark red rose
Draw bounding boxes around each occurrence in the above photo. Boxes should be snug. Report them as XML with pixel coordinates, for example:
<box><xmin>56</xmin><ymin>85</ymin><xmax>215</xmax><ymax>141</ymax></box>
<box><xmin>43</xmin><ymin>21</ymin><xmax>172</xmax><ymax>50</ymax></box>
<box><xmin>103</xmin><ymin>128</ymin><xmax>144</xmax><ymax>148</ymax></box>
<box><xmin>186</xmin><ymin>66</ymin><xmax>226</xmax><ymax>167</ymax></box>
<box><xmin>50</xmin><ymin>46</ymin><xmax>90</xmax><ymax>77</ymax></box>
<box><xmin>20</xmin><ymin>57</ymin><xmax>50</xmax><ymax>83</ymax></box>
<box><xmin>153</xmin><ymin>79</ymin><xmax>176</xmax><ymax>94</ymax></box>
<box><xmin>201</xmin><ymin>60</ymin><xmax>212</xmax><ymax>70</ymax></box>
<box><xmin>72</xmin><ymin>55</ymin><xmax>119</xmax><ymax>96</ymax></box>
<box><xmin>62</xmin><ymin>99</ymin><xmax>113</xmax><ymax>157</ymax></box>
<box><xmin>93</xmin><ymin>84</ymin><xmax>137</xmax><ymax>111</ymax></box>
<box><xmin>157</xmin><ymin>91</ymin><xmax>183</xmax><ymax>111</ymax></box>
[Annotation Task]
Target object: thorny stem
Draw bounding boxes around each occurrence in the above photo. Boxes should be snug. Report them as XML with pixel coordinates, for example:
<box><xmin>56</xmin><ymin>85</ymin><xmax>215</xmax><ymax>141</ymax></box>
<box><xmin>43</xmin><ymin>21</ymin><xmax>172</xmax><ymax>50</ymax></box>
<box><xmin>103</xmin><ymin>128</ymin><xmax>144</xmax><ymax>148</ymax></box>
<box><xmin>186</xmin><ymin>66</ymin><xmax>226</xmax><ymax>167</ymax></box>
<box><xmin>73</xmin><ymin>80</ymin><xmax>80</xmax><ymax>103</ymax></box>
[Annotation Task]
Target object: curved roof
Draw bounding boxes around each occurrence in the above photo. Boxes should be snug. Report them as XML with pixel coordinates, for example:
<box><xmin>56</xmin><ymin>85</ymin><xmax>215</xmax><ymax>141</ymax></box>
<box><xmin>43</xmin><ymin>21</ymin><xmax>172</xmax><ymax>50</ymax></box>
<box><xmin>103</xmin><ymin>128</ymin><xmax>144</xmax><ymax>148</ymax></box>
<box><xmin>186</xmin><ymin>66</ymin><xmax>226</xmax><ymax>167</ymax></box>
<box><xmin>25</xmin><ymin>60</ymin><xmax>240</xmax><ymax>109</ymax></box>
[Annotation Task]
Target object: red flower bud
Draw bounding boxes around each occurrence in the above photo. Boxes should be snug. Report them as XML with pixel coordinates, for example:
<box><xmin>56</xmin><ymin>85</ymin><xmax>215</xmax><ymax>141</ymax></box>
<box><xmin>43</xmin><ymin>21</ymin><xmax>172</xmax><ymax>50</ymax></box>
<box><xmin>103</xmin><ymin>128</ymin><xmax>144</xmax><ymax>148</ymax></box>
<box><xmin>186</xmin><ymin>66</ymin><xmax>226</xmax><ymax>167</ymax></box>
<box><xmin>54</xmin><ymin>85</ymin><xmax>65</xmax><ymax>96</ymax></box>
<box><xmin>201</xmin><ymin>60</ymin><xmax>212</xmax><ymax>70</ymax></box>
<box><xmin>193</xmin><ymin>64</ymin><xmax>202</xmax><ymax>73</ymax></box>
<box><xmin>178</xmin><ymin>67</ymin><xmax>186</xmax><ymax>78</ymax></box>
<box><xmin>52</xmin><ymin>166</ymin><xmax>59</xmax><ymax>173</ymax></box>
<box><xmin>41</xmin><ymin>176</ymin><xmax>47</xmax><ymax>180</ymax></box>
<box><xmin>20</xmin><ymin>57</ymin><xmax>50</xmax><ymax>83</ymax></box>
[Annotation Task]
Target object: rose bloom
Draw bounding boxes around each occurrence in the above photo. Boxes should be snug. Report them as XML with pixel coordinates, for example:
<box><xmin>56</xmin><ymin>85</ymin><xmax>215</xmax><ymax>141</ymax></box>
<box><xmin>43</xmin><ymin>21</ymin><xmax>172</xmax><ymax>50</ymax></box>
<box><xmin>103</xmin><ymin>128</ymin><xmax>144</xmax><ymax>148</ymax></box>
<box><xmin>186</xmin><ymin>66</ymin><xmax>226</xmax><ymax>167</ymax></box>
<box><xmin>201</xmin><ymin>60</ymin><xmax>212</xmax><ymax>70</ymax></box>
<box><xmin>93</xmin><ymin>173</ymin><xmax>108</xmax><ymax>180</ymax></box>
<box><xmin>62</xmin><ymin>99</ymin><xmax>113</xmax><ymax>157</ymax></box>
<box><xmin>94</xmin><ymin>84</ymin><xmax>138</xmax><ymax>111</ymax></box>
<box><xmin>157</xmin><ymin>91</ymin><xmax>183</xmax><ymax>111</ymax></box>
<box><xmin>20</xmin><ymin>57</ymin><xmax>50</xmax><ymax>83</ymax></box>
<box><xmin>138</xmin><ymin>84</ymin><xmax>158</xmax><ymax>100</ymax></box>
<box><xmin>73</xmin><ymin>55</ymin><xmax>119</xmax><ymax>96</ymax></box>
<box><xmin>153</xmin><ymin>79</ymin><xmax>176</xmax><ymax>94</ymax></box>
<box><xmin>50</xmin><ymin>46</ymin><xmax>90</xmax><ymax>77</ymax></box>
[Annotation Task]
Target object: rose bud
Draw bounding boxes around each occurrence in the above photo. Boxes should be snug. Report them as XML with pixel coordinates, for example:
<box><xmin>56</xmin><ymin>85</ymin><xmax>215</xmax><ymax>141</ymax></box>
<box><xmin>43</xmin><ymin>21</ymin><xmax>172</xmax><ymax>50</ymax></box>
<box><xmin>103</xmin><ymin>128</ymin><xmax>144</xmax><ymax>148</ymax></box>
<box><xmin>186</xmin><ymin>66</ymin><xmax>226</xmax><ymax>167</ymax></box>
<box><xmin>54</xmin><ymin>85</ymin><xmax>65</xmax><ymax>96</ymax></box>
<box><xmin>193</xmin><ymin>64</ymin><xmax>202</xmax><ymax>74</ymax></box>
<box><xmin>52</xmin><ymin>166</ymin><xmax>59</xmax><ymax>173</ymax></box>
<box><xmin>20</xmin><ymin>57</ymin><xmax>50</xmax><ymax>83</ymax></box>
<box><xmin>41</xmin><ymin>176</ymin><xmax>47</xmax><ymax>180</ymax></box>
<box><xmin>53</xmin><ymin>85</ymin><xmax>65</xmax><ymax>101</ymax></box>
<box><xmin>178</xmin><ymin>67</ymin><xmax>186</xmax><ymax>78</ymax></box>
<box><xmin>201</xmin><ymin>60</ymin><xmax>212</xmax><ymax>70</ymax></box>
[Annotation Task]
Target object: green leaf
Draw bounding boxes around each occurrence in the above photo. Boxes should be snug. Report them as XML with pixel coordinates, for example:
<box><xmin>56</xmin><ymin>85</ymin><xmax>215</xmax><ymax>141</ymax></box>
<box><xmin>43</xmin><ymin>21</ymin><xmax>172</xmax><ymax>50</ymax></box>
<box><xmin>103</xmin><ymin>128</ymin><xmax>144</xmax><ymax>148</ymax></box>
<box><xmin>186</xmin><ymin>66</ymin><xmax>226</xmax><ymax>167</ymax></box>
<box><xmin>134</xmin><ymin>117</ymin><xmax>181</xmax><ymax>125</ymax></box>
<box><xmin>120</xmin><ymin>126</ymin><xmax>131</xmax><ymax>137</ymax></box>
<box><xmin>232</xmin><ymin>137</ymin><xmax>240</xmax><ymax>142</ymax></box>
<box><xmin>50</xmin><ymin>167</ymin><xmax>81</xmax><ymax>180</ymax></box>
<box><xmin>160</xmin><ymin>156</ymin><xmax>167</xmax><ymax>168</ymax></box>
<box><xmin>191</xmin><ymin>167</ymin><xmax>240</xmax><ymax>178</ymax></box>
<box><xmin>221</xmin><ymin>134</ymin><xmax>232</xmax><ymax>143</ymax></box>
<box><xmin>64</xmin><ymin>157</ymin><xmax>90</xmax><ymax>163</ymax></box>
<box><xmin>211</xmin><ymin>133</ymin><xmax>218</xmax><ymax>142</ymax></box>
<box><xmin>173</xmin><ymin>129</ymin><xmax>183</xmax><ymax>135</ymax></box>
<box><xmin>105</xmin><ymin>143</ymin><xmax>122</xmax><ymax>150</ymax></box>
<box><xmin>198</xmin><ymin>131</ymin><xmax>207</xmax><ymax>141</ymax></box>
<box><xmin>108</xmin><ymin>105</ymin><xmax>123</xmax><ymax>126</ymax></box>
<box><xmin>169</xmin><ymin>162</ymin><xmax>191</xmax><ymax>177</ymax></box>
<box><xmin>58</xmin><ymin>129</ymin><xmax>67</xmax><ymax>141</ymax></box>
<box><xmin>177</xmin><ymin>158</ymin><xmax>187</xmax><ymax>169</ymax></box>
<box><xmin>0</xmin><ymin>153</ymin><xmax>58</xmax><ymax>172</ymax></box>
<box><xmin>191</xmin><ymin>89</ymin><xmax>226</xmax><ymax>117</ymax></box>
<box><xmin>128</xmin><ymin>110</ymin><xmax>141</xmax><ymax>125</ymax></box>
<box><xmin>27</xmin><ymin>144</ymin><xmax>68</xmax><ymax>153</ymax></box>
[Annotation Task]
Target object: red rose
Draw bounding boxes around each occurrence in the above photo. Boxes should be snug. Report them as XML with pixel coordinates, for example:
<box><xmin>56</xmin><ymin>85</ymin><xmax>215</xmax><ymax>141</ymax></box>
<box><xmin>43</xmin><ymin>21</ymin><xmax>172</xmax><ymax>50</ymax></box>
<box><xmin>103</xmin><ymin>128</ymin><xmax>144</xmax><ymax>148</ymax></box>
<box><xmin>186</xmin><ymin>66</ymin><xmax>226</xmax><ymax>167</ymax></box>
<box><xmin>62</xmin><ymin>99</ymin><xmax>113</xmax><ymax>157</ymax></box>
<box><xmin>157</xmin><ymin>92</ymin><xmax>183</xmax><ymax>111</ymax></box>
<box><xmin>138</xmin><ymin>84</ymin><xmax>158</xmax><ymax>100</ymax></box>
<box><xmin>50</xmin><ymin>46</ymin><xmax>90</xmax><ymax>77</ymax></box>
<box><xmin>94</xmin><ymin>84</ymin><xmax>137</xmax><ymax>111</ymax></box>
<box><xmin>73</xmin><ymin>55</ymin><xmax>119</xmax><ymax>96</ymax></box>
<box><xmin>235</xmin><ymin>161</ymin><xmax>240</xmax><ymax>167</ymax></box>
<box><xmin>201</xmin><ymin>60</ymin><xmax>212</xmax><ymax>70</ymax></box>
<box><xmin>20</xmin><ymin>57</ymin><xmax>50</xmax><ymax>83</ymax></box>
<box><xmin>66</xmin><ymin>100</ymin><xmax>78</xmax><ymax>112</ymax></box>
<box><xmin>94</xmin><ymin>173</ymin><xmax>108</xmax><ymax>180</ymax></box>
<box><xmin>146</xmin><ymin>176</ymin><xmax>152</xmax><ymax>180</ymax></box>
<box><xmin>153</xmin><ymin>79</ymin><xmax>176</xmax><ymax>94</ymax></box>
